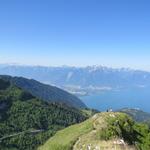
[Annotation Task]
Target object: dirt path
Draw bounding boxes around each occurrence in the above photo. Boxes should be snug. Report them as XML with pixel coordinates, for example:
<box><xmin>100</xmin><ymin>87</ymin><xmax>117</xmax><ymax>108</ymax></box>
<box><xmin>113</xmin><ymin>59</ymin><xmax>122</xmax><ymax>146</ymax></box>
<box><xmin>73</xmin><ymin>113</ymin><xmax>137</xmax><ymax>150</ymax></box>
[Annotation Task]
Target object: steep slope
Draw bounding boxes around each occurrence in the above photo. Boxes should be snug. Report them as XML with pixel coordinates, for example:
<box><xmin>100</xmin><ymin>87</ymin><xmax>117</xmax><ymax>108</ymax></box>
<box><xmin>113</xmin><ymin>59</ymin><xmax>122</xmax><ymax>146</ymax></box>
<box><xmin>39</xmin><ymin>112</ymin><xmax>150</xmax><ymax>150</ymax></box>
<box><xmin>0</xmin><ymin>75</ymin><xmax>86</xmax><ymax>108</ymax></box>
<box><xmin>0</xmin><ymin>78</ymin><xmax>87</xmax><ymax>150</ymax></box>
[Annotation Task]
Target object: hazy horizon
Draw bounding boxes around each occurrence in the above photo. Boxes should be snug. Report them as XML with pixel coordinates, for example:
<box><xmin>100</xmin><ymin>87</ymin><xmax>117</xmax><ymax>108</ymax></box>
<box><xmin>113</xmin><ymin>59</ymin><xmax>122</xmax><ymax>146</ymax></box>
<box><xmin>0</xmin><ymin>0</ymin><xmax>150</xmax><ymax>71</ymax></box>
<box><xmin>1</xmin><ymin>62</ymin><xmax>150</xmax><ymax>72</ymax></box>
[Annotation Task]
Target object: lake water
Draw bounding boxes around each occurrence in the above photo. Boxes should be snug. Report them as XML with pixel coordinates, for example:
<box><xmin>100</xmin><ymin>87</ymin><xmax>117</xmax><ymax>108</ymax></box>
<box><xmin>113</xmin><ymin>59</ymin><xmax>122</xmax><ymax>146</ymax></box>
<box><xmin>80</xmin><ymin>87</ymin><xmax>150</xmax><ymax>113</ymax></box>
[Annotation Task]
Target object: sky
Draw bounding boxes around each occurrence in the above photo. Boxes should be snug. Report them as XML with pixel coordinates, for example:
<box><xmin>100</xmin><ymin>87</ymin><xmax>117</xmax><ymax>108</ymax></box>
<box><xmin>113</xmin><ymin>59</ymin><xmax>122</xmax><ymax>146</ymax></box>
<box><xmin>0</xmin><ymin>0</ymin><xmax>150</xmax><ymax>70</ymax></box>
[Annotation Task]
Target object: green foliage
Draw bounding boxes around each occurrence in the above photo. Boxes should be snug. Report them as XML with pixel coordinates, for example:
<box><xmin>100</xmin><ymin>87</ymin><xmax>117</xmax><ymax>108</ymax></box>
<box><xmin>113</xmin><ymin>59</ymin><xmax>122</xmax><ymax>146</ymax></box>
<box><xmin>81</xmin><ymin>108</ymin><xmax>99</xmax><ymax>118</ymax></box>
<box><xmin>120</xmin><ymin>108</ymin><xmax>150</xmax><ymax>126</ymax></box>
<box><xmin>98</xmin><ymin>113</ymin><xmax>136</xmax><ymax>143</ymax></box>
<box><xmin>0</xmin><ymin>75</ymin><xmax>86</xmax><ymax>108</ymax></box>
<box><xmin>39</xmin><ymin>112</ymin><xmax>150</xmax><ymax>150</ymax></box>
<box><xmin>97</xmin><ymin>113</ymin><xmax>150</xmax><ymax>149</ymax></box>
<box><xmin>0</xmin><ymin>130</ymin><xmax>54</xmax><ymax>150</ymax></box>
<box><xmin>19</xmin><ymin>91</ymin><xmax>35</xmax><ymax>101</ymax></box>
<box><xmin>133</xmin><ymin>123</ymin><xmax>150</xmax><ymax>150</ymax></box>
<box><xmin>0</xmin><ymin>79</ymin><xmax>87</xmax><ymax>150</ymax></box>
<box><xmin>0</xmin><ymin>79</ymin><xmax>10</xmax><ymax>90</ymax></box>
<box><xmin>38</xmin><ymin>119</ymin><xmax>93</xmax><ymax>150</ymax></box>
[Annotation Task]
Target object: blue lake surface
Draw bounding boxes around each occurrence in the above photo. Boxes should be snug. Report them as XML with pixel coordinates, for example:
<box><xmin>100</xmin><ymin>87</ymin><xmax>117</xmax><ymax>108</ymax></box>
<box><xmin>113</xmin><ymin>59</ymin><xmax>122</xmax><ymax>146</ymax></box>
<box><xmin>80</xmin><ymin>88</ymin><xmax>150</xmax><ymax>113</ymax></box>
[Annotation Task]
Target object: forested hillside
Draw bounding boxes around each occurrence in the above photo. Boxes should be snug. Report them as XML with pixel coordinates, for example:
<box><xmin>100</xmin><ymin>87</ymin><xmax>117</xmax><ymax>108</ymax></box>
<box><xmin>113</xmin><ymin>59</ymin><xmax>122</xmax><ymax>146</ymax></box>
<box><xmin>0</xmin><ymin>75</ymin><xmax>86</xmax><ymax>108</ymax></box>
<box><xmin>0</xmin><ymin>78</ymin><xmax>87</xmax><ymax>150</ymax></box>
<box><xmin>119</xmin><ymin>108</ymin><xmax>150</xmax><ymax>126</ymax></box>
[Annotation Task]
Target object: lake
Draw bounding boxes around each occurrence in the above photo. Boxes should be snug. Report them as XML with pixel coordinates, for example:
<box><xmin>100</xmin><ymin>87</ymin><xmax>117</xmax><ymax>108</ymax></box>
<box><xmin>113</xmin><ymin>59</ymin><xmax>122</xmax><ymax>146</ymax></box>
<box><xmin>80</xmin><ymin>87</ymin><xmax>150</xmax><ymax>113</ymax></box>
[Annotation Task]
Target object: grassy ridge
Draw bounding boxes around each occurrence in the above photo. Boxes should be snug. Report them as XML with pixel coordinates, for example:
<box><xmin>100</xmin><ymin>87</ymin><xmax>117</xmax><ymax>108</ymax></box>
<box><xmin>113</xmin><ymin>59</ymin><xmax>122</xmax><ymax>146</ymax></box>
<box><xmin>38</xmin><ymin>112</ymin><xmax>150</xmax><ymax>150</ymax></box>
<box><xmin>38</xmin><ymin>119</ymin><xmax>93</xmax><ymax>150</ymax></box>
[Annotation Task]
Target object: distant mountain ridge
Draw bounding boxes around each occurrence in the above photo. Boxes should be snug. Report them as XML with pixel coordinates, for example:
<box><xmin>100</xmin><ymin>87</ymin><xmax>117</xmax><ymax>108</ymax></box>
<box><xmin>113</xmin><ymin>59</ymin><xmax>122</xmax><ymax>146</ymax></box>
<box><xmin>0</xmin><ymin>75</ymin><xmax>86</xmax><ymax>108</ymax></box>
<box><xmin>0</xmin><ymin>65</ymin><xmax>150</xmax><ymax>92</ymax></box>
<box><xmin>119</xmin><ymin>108</ymin><xmax>150</xmax><ymax>125</ymax></box>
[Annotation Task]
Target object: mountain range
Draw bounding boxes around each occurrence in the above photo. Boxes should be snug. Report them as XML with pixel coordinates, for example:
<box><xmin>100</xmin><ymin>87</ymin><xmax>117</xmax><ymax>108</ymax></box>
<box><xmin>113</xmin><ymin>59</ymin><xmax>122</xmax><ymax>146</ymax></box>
<box><xmin>0</xmin><ymin>64</ymin><xmax>150</xmax><ymax>95</ymax></box>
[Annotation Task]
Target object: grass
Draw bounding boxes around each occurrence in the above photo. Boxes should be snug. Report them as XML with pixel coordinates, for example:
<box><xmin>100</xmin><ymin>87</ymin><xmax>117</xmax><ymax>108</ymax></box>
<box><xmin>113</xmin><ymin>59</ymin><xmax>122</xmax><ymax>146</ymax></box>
<box><xmin>38</xmin><ymin>112</ymin><xmax>137</xmax><ymax>150</ymax></box>
<box><xmin>74</xmin><ymin>112</ymin><xmax>137</xmax><ymax>150</ymax></box>
<box><xmin>81</xmin><ymin>109</ymin><xmax>94</xmax><ymax>117</ymax></box>
<box><xmin>38</xmin><ymin>119</ymin><xmax>93</xmax><ymax>150</ymax></box>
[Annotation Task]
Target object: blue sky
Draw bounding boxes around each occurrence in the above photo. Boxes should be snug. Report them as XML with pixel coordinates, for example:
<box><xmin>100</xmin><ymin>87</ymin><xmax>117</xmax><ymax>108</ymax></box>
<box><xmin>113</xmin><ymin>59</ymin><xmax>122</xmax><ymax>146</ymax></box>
<box><xmin>0</xmin><ymin>0</ymin><xmax>150</xmax><ymax>70</ymax></box>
